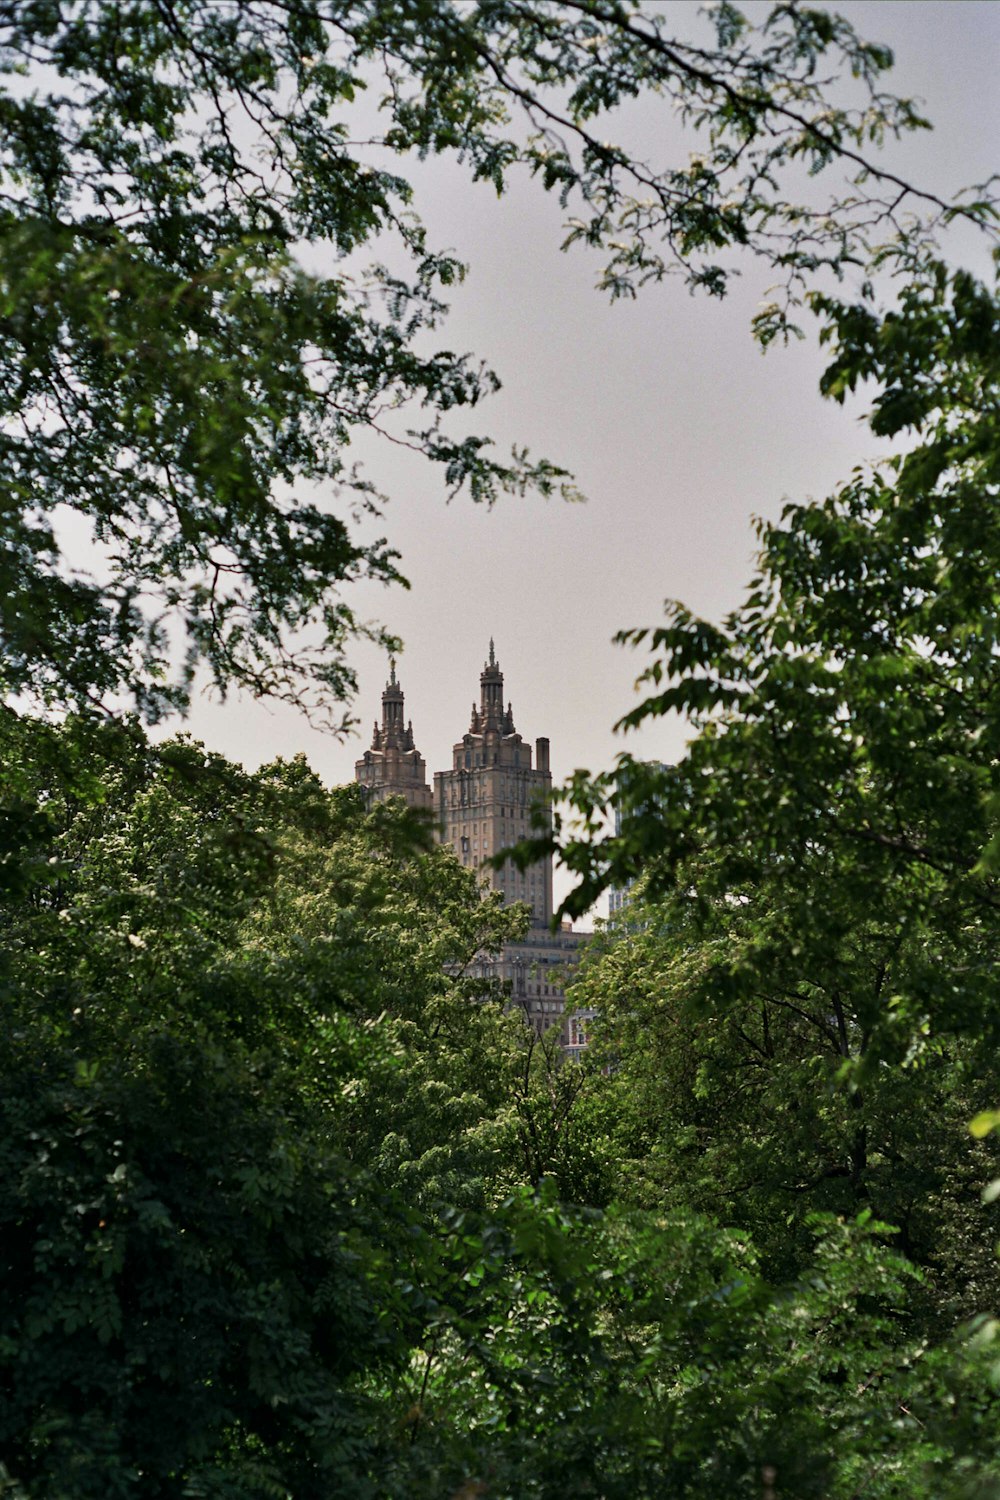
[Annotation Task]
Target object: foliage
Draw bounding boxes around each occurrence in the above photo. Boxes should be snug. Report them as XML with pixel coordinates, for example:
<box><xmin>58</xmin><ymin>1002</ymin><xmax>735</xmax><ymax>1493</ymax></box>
<box><xmin>569</xmin><ymin>893</ymin><xmax>1000</xmax><ymax>1329</ymax></box>
<box><xmin>7</xmin><ymin>715</ymin><xmax>1000</xmax><ymax>1497</ymax></box>
<box><xmin>532</xmin><ymin>232</ymin><xmax>1000</xmax><ymax>1500</ymax></box>
<box><xmin>237</xmin><ymin>765</ymin><xmax>537</xmax><ymax>1208</ymax></box>
<box><xmin>2</xmin><ymin>0</ymin><xmax>983</xmax><ymax>719</ymax></box>
<box><xmin>0</xmin><ymin>1016</ymin><xmax>415</xmax><ymax>1498</ymax></box>
<box><xmin>550</xmin><ymin>257</ymin><xmax>1000</xmax><ymax>1063</ymax></box>
<box><xmin>495</xmin><ymin>208</ymin><xmax>1000</xmax><ymax>1492</ymax></box>
<box><xmin>387</xmin><ymin>1190</ymin><xmax>1000</xmax><ymax>1500</ymax></box>
<box><xmin>0</xmin><ymin>713</ymin><xmax>513</xmax><ymax>1493</ymax></box>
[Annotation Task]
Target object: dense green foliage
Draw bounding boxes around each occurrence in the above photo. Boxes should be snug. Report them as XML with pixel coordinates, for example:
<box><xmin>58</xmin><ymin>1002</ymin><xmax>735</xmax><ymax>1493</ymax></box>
<box><xmin>570</xmin><ymin>893</ymin><xmax>1000</xmax><ymax>1325</ymax></box>
<box><xmin>2</xmin><ymin>716</ymin><xmax>999</xmax><ymax>1497</ymax></box>
<box><xmin>538</xmin><ymin>175</ymin><xmax>1000</xmax><ymax>1500</ymax></box>
<box><xmin>548</xmin><ymin>255</ymin><xmax>1000</xmax><ymax>1307</ymax></box>
<box><xmin>0</xmin><ymin>718</ymin><xmax>507</xmax><ymax>1493</ymax></box>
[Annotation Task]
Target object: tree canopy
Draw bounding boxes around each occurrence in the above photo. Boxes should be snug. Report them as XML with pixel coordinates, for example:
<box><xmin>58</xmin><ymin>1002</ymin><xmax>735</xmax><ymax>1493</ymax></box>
<box><xmin>4</xmin><ymin>715</ymin><xmax>1000</xmax><ymax>1498</ymax></box>
<box><xmin>2</xmin><ymin>0</ymin><xmax>986</xmax><ymax>722</ymax></box>
<box><xmin>550</xmin><ymin>253</ymin><xmax>1000</xmax><ymax>1046</ymax></box>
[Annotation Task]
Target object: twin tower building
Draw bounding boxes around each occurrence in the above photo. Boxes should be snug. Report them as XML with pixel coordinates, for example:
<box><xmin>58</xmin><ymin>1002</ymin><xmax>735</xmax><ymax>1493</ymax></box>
<box><xmin>354</xmin><ymin>642</ymin><xmax>585</xmax><ymax>1039</ymax></box>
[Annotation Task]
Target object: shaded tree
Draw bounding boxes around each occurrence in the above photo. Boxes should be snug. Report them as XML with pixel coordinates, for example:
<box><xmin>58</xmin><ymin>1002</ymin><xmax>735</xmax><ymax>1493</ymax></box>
<box><xmin>569</xmin><ymin>886</ymin><xmax>1000</xmax><ymax>1329</ymax></box>
<box><xmin>0</xmin><ymin>714</ymin><xmax>521</xmax><ymax>1492</ymax></box>
<box><xmin>2</xmin><ymin>0</ymin><xmax>983</xmax><ymax>720</ymax></box>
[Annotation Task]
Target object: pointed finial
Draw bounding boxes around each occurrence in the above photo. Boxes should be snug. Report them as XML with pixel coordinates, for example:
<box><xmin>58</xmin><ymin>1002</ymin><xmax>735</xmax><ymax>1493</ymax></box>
<box><xmin>389</xmin><ymin>655</ymin><xmax>397</xmax><ymax>687</ymax></box>
<box><xmin>489</xmin><ymin>637</ymin><xmax>496</xmax><ymax>667</ymax></box>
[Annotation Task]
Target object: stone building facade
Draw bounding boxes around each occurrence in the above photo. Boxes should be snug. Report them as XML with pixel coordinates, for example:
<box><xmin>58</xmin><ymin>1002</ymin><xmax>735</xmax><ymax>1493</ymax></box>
<box><xmin>433</xmin><ymin>640</ymin><xmax>552</xmax><ymax>927</ymax></box>
<box><xmin>354</xmin><ymin>660</ymin><xmax>433</xmax><ymax>811</ymax></box>
<box><xmin>354</xmin><ymin>643</ymin><xmax>586</xmax><ymax>1035</ymax></box>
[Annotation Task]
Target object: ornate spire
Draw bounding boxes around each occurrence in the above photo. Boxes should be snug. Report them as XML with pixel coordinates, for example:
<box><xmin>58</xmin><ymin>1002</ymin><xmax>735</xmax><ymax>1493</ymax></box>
<box><xmin>381</xmin><ymin>655</ymin><xmax>405</xmax><ymax>747</ymax></box>
<box><xmin>480</xmin><ymin>637</ymin><xmax>504</xmax><ymax>727</ymax></box>
<box><xmin>354</xmin><ymin>658</ymin><xmax>431</xmax><ymax>812</ymax></box>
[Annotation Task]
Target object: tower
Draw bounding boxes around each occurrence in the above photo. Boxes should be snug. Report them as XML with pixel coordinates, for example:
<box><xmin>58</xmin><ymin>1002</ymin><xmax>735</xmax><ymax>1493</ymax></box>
<box><xmin>354</xmin><ymin>642</ymin><xmax>586</xmax><ymax>1039</ymax></box>
<box><xmin>433</xmin><ymin>640</ymin><xmax>553</xmax><ymax>928</ymax></box>
<box><xmin>354</xmin><ymin>659</ymin><xmax>432</xmax><ymax>810</ymax></box>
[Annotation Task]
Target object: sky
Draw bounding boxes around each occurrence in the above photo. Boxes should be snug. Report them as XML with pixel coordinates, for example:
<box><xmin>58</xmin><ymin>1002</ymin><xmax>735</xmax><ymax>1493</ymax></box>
<box><xmin>175</xmin><ymin>1</ymin><xmax>1000</xmax><ymax>919</ymax></box>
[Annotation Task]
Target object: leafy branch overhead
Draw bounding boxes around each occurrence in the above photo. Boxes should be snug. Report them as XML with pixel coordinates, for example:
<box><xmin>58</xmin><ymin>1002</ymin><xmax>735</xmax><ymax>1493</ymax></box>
<box><xmin>3</xmin><ymin>0</ymin><xmax>991</xmax><ymax>721</ymax></box>
<box><xmin>546</xmin><ymin>254</ymin><xmax>1000</xmax><ymax>1134</ymax></box>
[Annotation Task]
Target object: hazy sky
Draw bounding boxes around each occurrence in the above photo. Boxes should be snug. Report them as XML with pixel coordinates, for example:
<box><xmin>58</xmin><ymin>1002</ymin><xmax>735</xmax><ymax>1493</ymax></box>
<box><xmin>175</xmin><ymin>1</ymin><xmax>1000</xmax><ymax>917</ymax></box>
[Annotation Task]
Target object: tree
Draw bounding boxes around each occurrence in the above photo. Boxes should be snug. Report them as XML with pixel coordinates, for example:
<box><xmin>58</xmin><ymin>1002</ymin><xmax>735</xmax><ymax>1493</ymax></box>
<box><xmin>375</xmin><ymin>1186</ymin><xmax>1000</xmax><ymax>1500</ymax></box>
<box><xmin>235</xmin><ymin>762</ymin><xmax>538</xmax><ymax>1209</ymax></box>
<box><xmin>5</xmin><ymin>718</ymin><xmax>1000</xmax><ymax>1497</ymax></box>
<box><xmin>2</xmin><ymin>0</ymin><xmax>980</xmax><ymax>722</ymax></box>
<box><xmin>533</xmin><ymin>255</ymin><xmax>1000</xmax><ymax>1387</ymax></box>
<box><xmin>0</xmin><ymin>1007</ymin><xmax>421</xmax><ymax>1498</ymax></box>
<box><xmin>0</xmin><ymin>718</ymin><xmax>403</xmax><ymax>1494</ymax></box>
<box><xmin>552</xmin><ymin>253</ymin><xmax>1000</xmax><ymax>1047</ymax></box>
<box><xmin>0</xmin><ymin>713</ymin><xmax>526</xmax><ymax>1493</ymax></box>
<box><xmin>568</xmin><ymin>887</ymin><xmax>1000</xmax><ymax>1330</ymax></box>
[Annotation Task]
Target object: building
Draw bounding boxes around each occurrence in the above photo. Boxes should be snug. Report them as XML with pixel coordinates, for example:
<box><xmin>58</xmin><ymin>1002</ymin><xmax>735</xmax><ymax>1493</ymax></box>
<box><xmin>354</xmin><ymin>659</ymin><xmax>433</xmax><ymax>811</ymax></box>
<box><xmin>433</xmin><ymin>639</ymin><xmax>552</xmax><ymax>926</ymax></box>
<box><xmin>564</xmin><ymin>1006</ymin><xmax>596</xmax><ymax>1062</ymax></box>
<box><xmin>355</xmin><ymin>642</ymin><xmax>586</xmax><ymax>1036</ymax></box>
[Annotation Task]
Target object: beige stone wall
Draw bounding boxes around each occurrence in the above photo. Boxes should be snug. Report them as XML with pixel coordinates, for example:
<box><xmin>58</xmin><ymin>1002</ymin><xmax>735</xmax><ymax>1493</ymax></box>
<box><xmin>433</xmin><ymin>736</ymin><xmax>553</xmax><ymax>928</ymax></box>
<box><xmin>355</xmin><ymin>744</ymin><xmax>433</xmax><ymax>809</ymax></box>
